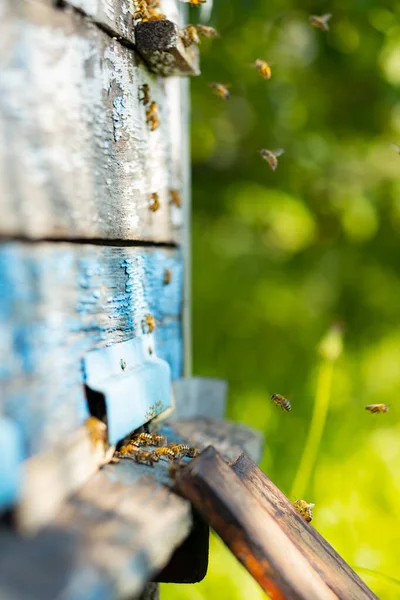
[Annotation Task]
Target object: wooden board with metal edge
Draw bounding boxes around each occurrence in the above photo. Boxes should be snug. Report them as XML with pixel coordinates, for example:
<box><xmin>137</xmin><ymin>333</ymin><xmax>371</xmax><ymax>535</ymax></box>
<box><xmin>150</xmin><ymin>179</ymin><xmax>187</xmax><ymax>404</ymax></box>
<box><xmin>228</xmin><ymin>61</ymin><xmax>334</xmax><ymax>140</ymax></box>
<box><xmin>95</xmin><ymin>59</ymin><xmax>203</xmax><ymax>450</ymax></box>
<box><xmin>173</xmin><ymin>446</ymin><xmax>378</xmax><ymax>600</ymax></box>
<box><xmin>0</xmin><ymin>0</ymin><xmax>186</xmax><ymax>242</ymax></box>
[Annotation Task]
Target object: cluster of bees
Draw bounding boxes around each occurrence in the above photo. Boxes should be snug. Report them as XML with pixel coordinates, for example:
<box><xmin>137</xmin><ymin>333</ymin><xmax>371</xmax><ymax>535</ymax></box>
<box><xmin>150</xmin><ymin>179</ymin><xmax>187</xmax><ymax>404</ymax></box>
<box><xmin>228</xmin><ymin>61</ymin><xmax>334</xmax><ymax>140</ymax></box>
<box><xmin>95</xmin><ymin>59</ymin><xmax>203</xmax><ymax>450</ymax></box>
<box><xmin>270</xmin><ymin>392</ymin><xmax>390</xmax><ymax>522</ymax></box>
<box><xmin>116</xmin><ymin>432</ymin><xmax>199</xmax><ymax>468</ymax></box>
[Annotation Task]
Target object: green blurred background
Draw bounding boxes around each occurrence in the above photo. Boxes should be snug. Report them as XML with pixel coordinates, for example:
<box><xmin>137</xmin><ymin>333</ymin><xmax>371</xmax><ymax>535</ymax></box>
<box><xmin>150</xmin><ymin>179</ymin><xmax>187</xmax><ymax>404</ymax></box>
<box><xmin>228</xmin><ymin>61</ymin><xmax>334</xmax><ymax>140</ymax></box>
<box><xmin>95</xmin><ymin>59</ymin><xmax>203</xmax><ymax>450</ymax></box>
<box><xmin>165</xmin><ymin>0</ymin><xmax>400</xmax><ymax>598</ymax></box>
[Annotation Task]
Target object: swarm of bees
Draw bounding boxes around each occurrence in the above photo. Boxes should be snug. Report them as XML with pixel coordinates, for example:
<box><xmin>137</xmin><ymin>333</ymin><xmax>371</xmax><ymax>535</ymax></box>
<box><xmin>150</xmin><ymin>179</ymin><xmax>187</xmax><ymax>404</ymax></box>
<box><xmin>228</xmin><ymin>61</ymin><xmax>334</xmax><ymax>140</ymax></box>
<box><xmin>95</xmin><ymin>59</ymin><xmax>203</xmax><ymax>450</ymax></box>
<box><xmin>293</xmin><ymin>500</ymin><xmax>315</xmax><ymax>523</ymax></box>
<box><xmin>116</xmin><ymin>432</ymin><xmax>200</xmax><ymax>467</ymax></box>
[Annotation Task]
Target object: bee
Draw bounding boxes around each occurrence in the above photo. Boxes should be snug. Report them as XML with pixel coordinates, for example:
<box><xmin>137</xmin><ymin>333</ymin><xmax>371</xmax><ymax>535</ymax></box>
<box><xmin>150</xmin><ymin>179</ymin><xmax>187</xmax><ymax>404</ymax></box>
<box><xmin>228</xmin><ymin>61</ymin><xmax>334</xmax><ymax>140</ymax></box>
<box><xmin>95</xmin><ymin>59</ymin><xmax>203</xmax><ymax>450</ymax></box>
<box><xmin>196</xmin><ymin>25</ymin><xmax>219</xmax><ymax>38</ymax></box>
<box><xmin>151</xmin><ymin>447</ymin><xmax>175</xmax><ymax>461</ymax></box>
<box><xmin>181</xmin><ymin>25</ymin><xmax>200</xmax><ymax>47</ymax></box>
<box><xmin>170</xmin><ymin>189</ymin><xmax>181</xmax><ymax>208</ymax></box>
<box><xmin>148</xmin><ymin>0</ymin><xmax>160</xmax><ymax>6</ymax></box>
<box><xmin>146</xmin><ymin>101</ymin><xmax>160</xmax><ymax>131</ymax></box>
<box><xmin>85</xmin><ymin>416</ymin><xmax>107</xmax><ymax>446</ymax></box>
<box><xmin>271</xmin><ymin>393</ymin><xmax>291</xmax><ymax>412</ymax></box>
<box><xmin>259</xmin><ymin>148</ymin><xmax>284</xmax><ymax>171</ymax></box>
<box><xmin>149</xmin><ymin>192</ymin><xmax>160</xmax><ymax>212</ymax></box>
<box><xmin>169</xmin><ymin>460</ymin><xmax>187</xmax><ymax>479</ymax></box>
<box><xmin>134</xmin><ymin>450</ymin><xmax>156</xmax><ymax>467</ymax></box>
<box><xmin>139</xmin><ymin>83</ymin><xmax>151</xmax><ymax>106</ymax></box>
<box><xmin>255</xmin><ymin>59</ymin><xmax>272</xmax><ymax>80</ymax></box>
<box><xmin>309</xmin><ymin>14</ymin><xmax>331</xmax><ymax>32</ymax></box>
<box><xmin>134</xmin><ymin>0</ymin><xmax>150</xmax><ymax>21</ymax></box>
<box><xmin>148</xmin><ymin>346</ymin><xmax>153</xmax><ymax>355</ymax></box>
<box><xmin>209</xmin><ymin>82</ymin><xmax>230</xmax><ymax>100</ymax></box>
<box><xmin>148</xmin><ymin>8</ymin><xmax>166</xmax><ymax>20</ymax></box>
<box><xmin>143</xmin><ymin>313</ymin><xmax>156</xmax><ymax>333</ymax></box>
<box><xmin>293</xmin><ymin>500</ymin><xmax>315</xmax><ymax>523</ymax></box>
<box><xmin>366</xmin><ymin>404</ymin><xmax>389</xmax><ymax>414</ymax></box>
<box><xmin>133</xmin><ymin>432</ymin><xmax>167</xmax><ymax>446</ymax></box>
<box><xmin>116</xmin><ymin>442</ymin><xmax>138</xmax><ymax>457</ymax></box>
<box><xmin>168</xmin><ymin>443</ymin><xmax>199</xmax><ymax>459</ymax></box>
<box><xmin>163</xmin><ymin>268</ymin><xmax>172</xmax><ymax>285</ymax></box>
<box><xmin>187</xmin><ymin>0</ymin><xmax>206</xmax><ymax>5</ymax></box>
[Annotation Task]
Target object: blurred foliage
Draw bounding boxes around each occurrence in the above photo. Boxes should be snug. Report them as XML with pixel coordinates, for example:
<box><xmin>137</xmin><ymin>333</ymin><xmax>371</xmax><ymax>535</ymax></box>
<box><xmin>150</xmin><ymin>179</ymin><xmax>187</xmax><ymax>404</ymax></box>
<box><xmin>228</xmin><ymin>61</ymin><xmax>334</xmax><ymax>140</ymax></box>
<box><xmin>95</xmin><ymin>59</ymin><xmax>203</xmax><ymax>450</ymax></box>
<box><xmin>164</xmin><ymin>0</ymin><xmax>400</xmax><ymax>598</ymax></box>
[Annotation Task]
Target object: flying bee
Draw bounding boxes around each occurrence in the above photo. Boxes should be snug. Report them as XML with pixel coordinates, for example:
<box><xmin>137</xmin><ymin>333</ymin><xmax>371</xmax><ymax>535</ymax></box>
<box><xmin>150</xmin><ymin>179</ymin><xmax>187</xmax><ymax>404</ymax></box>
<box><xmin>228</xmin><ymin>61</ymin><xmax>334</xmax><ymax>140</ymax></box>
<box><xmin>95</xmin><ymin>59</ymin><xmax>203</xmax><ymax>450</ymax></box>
<box><xmin>259</xmin><ymin>148</ymin><xmax>284</xmax><ymax>171</ymax></box>
<box><xmin>293</xmin><ymin>500</ymin><xmax>315</xmax><ymax>523</ymax></box>
<box><xmin>170</xmin><ymin>189</ymin><xmax>181</xmax><ymax>208</ymax></box>
<box><xmin>366</xmin><ymin>404</ymin><xmax>389</xmax><ymax>414</ymax></box>
<box><xmin>309</xmin><ymin>13</ymin><xmax>331</xmax><ymax>32</ymax></box>
<box><xmin>151</xmin><ymin>447</ymin><xmax>175</xmax><ymax>461</ymax></box>
<box><xmin>168</xmin><ymin>443</ymin><xmax>199</xmax><ymax>459</ymax></box>
<box><xmin>134</xmin><ymin>450</ymin><xmax>156</xmax><ymax>467</ymax></box>
<box><xmin>209</xmin><ymin>82</ymin><xmax>230</xmax><ymax>100</ymax></box>
<box><xmin>85</xmin><ymin>416</ymin><xmax>107</xmax><ymax>447</ymax></box>
<box><xmin>146</xmin><ymin>101</ymin><xmax>160</xmax><ymax>131</ymax></box>
<box><xmin>139</xmin><ymin>83</ymin><xmax>151</xmax><ymax>106</ymax></box>
<box><xmin>143</xmin><ymin>313</ymin><xmax>157</xmax><ymax>333</ymax></box>
<box><xmin>196</xmin><ymin>25</ymin><xmax>219</xmax><ymax>38</ymax></box>
<box><xmin>181</xmin><ymin>25</ymin><xmax>200</xmax><ymax>47</ymax></box>
<box><xmin>271</xmin><ymin>393</ymin><xmax>291</xmax><ymax>412</ymax></box>
<box><xmin>255</xmin><ymin>58</ymin><xmax>272</xmax><ymax>80</ymax></box>
<box><xmin>149</xmin><ymin>192</ymin><xmax>160</xmax><ymax>212</ymax></box>
<box><xmin>163</xmin><ymin>268</ymin><xmax>172</xmax><ymax>285</ymax></box>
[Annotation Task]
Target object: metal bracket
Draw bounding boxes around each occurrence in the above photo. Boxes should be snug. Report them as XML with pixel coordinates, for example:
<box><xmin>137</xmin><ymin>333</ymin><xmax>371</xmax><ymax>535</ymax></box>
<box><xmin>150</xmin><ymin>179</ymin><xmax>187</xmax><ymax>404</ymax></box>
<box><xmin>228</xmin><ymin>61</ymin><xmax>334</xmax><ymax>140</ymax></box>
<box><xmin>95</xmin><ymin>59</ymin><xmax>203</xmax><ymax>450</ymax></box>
<box><xmin>0</xmin><ymin>416</ymin><xmax>23</xmax><ymax>512</ymax></box>
<box><xmin>83</xmin><ymin>336</ymin><xmax>172</xmax><ymax>445</ymax></box>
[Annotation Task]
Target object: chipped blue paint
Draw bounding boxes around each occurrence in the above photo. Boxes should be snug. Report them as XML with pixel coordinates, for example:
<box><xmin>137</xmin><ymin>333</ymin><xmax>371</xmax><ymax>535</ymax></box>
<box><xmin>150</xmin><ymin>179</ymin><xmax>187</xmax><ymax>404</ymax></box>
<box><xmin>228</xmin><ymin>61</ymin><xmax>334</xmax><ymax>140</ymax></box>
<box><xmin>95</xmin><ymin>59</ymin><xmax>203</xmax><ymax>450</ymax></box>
<box><xmin>84</xmin><ymin>337</ymin><xmax>171</xmax><ymax>445</ymax></box>
<box><xmin>0</xmin><ymin>417</ymin><xmax>23</xmax><ymax>511</ymax></box>
<box><xmin>0</xmin><ymin>244</ymin><xmax>183</xmax><ymax>456</ymax></box>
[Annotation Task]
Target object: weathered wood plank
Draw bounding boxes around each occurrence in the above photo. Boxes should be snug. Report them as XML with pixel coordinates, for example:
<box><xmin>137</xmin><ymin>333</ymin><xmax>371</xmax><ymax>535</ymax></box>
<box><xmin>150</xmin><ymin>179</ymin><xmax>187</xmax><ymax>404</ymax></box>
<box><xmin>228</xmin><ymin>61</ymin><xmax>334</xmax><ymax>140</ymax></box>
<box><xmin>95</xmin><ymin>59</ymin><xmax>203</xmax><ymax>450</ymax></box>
<box><xmin>175</xmin><ymin>446</ymin><xmax>343</xmax><ymax>600</ymax></box>
<box><xmin>168</xmin><ymin>417</ymin><xmax>264</xmax><ymax>463</ymax></box>
<box><xmin>0</xmin><ymin>1</ymin><xmax>185</xmax><ymax>241</ymax></box>
<box><xmin>231</xmin><ymin>453</ymin><xmax>377</xmax><ymax>600</ymax></box>
<box><xmin>0</xmin><ymin>242</ymin><xmax>183</xmax><ymax>456</ymax></box>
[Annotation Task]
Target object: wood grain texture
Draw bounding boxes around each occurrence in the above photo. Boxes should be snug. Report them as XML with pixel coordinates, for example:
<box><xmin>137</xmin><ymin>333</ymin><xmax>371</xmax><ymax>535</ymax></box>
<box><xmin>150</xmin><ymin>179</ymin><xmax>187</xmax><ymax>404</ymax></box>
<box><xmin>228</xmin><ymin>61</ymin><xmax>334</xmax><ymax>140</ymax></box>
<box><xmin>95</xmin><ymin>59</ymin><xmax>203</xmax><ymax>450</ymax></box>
<box><xmin>0</xmin><ymin>459</ymin><xmax>193</xmax><ymax>600</ymax></box>
<box><xmin>0</xmin><ymin>0</ymin><xmax>185</xmax><ymax>242</ymax></box>
<box><xmin>169</xmin><ymin>417</ymin><xmax>264</xmax><ymax>463</ymax></box>
<box><xmin>175</xmin><ymin>446</ymin><xmax>341</xmax><ymax>600</ymax></box>
<box><xmin>0</xmin><ymin>242</ymin><xmax>183</xmax><ymax>456</ymax></box>
<box><xmin>231</xmin><ymin>453</ymin><xmax>378</xmax><ymax>600</ymax></box>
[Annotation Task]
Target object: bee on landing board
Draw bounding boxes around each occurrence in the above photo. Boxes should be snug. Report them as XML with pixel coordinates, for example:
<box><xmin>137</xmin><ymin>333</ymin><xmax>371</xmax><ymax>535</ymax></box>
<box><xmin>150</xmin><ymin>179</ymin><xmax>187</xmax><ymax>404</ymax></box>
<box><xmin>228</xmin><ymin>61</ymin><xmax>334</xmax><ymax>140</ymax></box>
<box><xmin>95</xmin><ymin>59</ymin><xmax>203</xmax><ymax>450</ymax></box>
<box><xmin>309</xmin><ymin>14</ymin><xmax>331</xmax><ymax>32</ymax></box>
<box><xmin>271</xmin><ymin>393</ymin><xmax>291</xmax><ymax>412</ymax></box>
<box><xmin>149</xmin><ymin>192</ymin><xmax>160</xmax><ymax>212</ymax></box>
<box><xmin>196</xmin><ymin>25</ymin><xmax>219</xmax><ymax>39</ymax></box>
<box><xmin>170</xmin><ymin>189</ymin><xmax>181</xmax><ymax>208</ymax></box>
<box><xmin>139</xmin><ymin>83</ymin><xmax>151</xmax><ymax>106</ymax></box>
<box><xmin>134</xmin><ymin>0</ymin><xmax>150</xmax><ymax>21</ymax></box>
<box><xmin>143</xmin><ymin>313</ymin><xmax>157</xmax><ymax>333</ymax></box>
<box><xmin>365</xmin><ymin>404</ymin><xmax>389</xmax><ymax>414</ymax></box>
<box><xmin>169</xmin><ymin>461</ymin><xmax>187</xmax><ymax>479</ymax></box>
<box><xmin>116</xmin><ymin>442</ymin><xmax>138</xmax><ymax>457</ymax></box>
<box><xmin>151</xmin><ymin>447</ymin><xmax>176</xmax><ymax>461</ymax></box>
<box><xmin>209</xmin><ymin>82</ymin><xmax>230</xmax><ymax>100</ymax></box>
<box><xmin>181</xmin><ymin>25</ymin><xmax>200</xmax><ymax>47</ymax></box>
<box><xmin>259</xmin><ymin>148</ymin><xmax>284</xmax><ymax>171</ymax></box>
<box><xmin>293</xmin><ymin>500</ymin><xmax>315</xmax><ymax>523</ymax></box>
<box><xmin>163</xmin><ymin>268</ymin><xmax>172</xmax><ymax>285</ymax></box>
<box><xmin>146</xmin><ymin>101</ymin><xmax>160</xmax><ymax>131</ymax></box>
<box><xmin>255</xmin><ymin>59</ymin><xmax>272</xmax><ymax>80</ymax></box>
<box><xmin>168</xmin><ymin>443</ymin><xmax>199</xmax><ymax>459</ymax></box>
<box><xmin>134</xmin><ymin>450</ymin><xmax>156</xmax><ymax>466</ymax></box>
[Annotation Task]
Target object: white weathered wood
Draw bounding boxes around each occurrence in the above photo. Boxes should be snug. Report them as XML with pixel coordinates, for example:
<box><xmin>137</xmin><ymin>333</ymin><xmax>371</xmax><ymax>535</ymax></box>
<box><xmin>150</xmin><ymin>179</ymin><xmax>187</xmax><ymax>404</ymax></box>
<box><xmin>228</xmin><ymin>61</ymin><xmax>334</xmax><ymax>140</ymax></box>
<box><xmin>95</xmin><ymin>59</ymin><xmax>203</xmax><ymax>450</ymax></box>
<box><xmin>0</xmin><ymin>1</ymin><xmax>185</xmax><ymax>242</ymax></box>
<box><xmin>0</xmin><ymin>242</ymin><xmax>183</xmax><ymax>456</ymax></box>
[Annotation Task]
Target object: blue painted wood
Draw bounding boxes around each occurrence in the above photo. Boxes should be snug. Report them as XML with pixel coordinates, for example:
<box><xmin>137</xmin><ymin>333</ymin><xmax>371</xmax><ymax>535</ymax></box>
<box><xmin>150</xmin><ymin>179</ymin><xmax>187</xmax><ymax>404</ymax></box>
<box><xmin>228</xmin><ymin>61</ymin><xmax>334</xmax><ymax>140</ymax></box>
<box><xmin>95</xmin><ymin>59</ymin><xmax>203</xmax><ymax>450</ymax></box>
<box><xmin>0</xmin><ymin>417</ymin><xmax>23</xmax><ymax>511</ymax></box>
<box><xmin>0</xmin><ymin>243</ymin><xmax>183</xmax><ymax>457</ymax></box>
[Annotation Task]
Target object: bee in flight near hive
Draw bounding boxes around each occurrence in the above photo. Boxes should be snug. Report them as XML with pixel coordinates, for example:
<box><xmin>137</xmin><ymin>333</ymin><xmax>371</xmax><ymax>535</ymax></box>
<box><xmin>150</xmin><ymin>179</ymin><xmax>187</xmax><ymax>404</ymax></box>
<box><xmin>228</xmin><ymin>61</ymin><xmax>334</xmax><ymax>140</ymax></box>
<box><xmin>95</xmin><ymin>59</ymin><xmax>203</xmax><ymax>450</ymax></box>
<box><xmin>181</xmin><ymin>25</ymin><xmax>200</xmax><ymax>47</ymax></box>
<box><xmin>365</xmin><ymin>404</ymin><xmax>389</xmax><ymax>414</ymax></box>
<box><xmin>146</xmin><ymin>101</ymin><xmax>160</xmax><ymax>131</ymax></box>
<box><xmin>271</xmin><ymin>393</ymin><xmax>291</xmax><ymax>412</ymax></box>
<box><xmin>259</xmin><ymin>148</ymin><xmax>284</xmax><ymax>171</ymax></box>
<box><xmin>255</xmin><ymin>59</ymin><xmax>272</xmax><ymax>80</ymax></box>
<box><xmin>170</xmin><ymin>189</ymin><xmax>181</xmax><ymax>208</ymax></box>
<box><xmin>163</xmin><ymin>268</ymin><xmax>172</xmax><ymax>285</ymax></box>
<box><xmin>168</xmin><ymin>443</ymin><xmax>199</xmax><ymax>459</ymax></box>
<box><xmin>196</xmin><ymin>25</ymin><xmax>219</xmax><ymax>38</ymax></box>
<box><xmin>143</xmin><ymin>313</ymin><xmax>157</xmax><ymax>333</ymax></box>
<box><xmin>209</xmin><ymin>82</ymin><xmax>230</xmax><ymax>100</ymax></box>
<box><xmin>139</xmin><ymin>83</ymin><xmax>151</xmax><ymax>106</ymax></box>
<box><xmin>293</xmin><ymin>500</ymin><xmax>315</xmax><ymax>523</ymax></box>
<box><xmin>149</xmin><ymin>192</ymin><xmax>160</xmax><ymax>212</ymax></box>
<box><xmin>309</xmin><ymin>13</ymin><xmax>331</xmax><ymax>32</ymax></box>
<box><xmin>151</xmin><ymin>447</ymin><xmax>176</xmax><ymax>461</ymax></box>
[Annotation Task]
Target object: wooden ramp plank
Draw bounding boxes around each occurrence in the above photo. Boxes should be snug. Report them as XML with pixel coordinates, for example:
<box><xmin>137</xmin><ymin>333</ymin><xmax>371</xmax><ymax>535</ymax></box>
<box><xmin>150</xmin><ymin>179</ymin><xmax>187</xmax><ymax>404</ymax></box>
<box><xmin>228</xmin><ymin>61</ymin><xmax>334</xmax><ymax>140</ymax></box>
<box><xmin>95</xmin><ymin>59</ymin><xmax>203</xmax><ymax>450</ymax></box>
<box><xmin>231</xmin><ymin>453</ymin><xmax>377</xmax><ymax>600</ymax></box>
<box><xmin>0</xmin><ymin>243</ymin><xmax>183</xmax><ymax>456</ymax></box>
<box><xmin>174</xmin><ymin>446</ymin><xmax>376</xmax><ymax>600</ymax></box>
<box><xmin>1</xmin><ymin>0</ymin><xmax>185</xmax><ymax>242</ymax></box>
